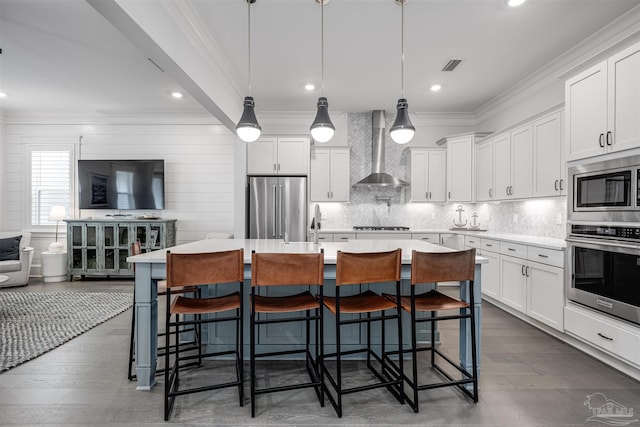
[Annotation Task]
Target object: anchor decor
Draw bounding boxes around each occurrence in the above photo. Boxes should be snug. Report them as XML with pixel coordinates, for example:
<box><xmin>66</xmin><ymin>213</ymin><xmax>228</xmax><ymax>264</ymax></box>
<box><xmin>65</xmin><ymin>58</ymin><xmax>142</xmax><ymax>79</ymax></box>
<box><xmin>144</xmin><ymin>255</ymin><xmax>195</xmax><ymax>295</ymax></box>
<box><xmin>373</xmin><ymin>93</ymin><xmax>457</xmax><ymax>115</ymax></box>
<box><xmin>469</xmin><ymin>212</ymin><xmax>481</xmax><ymax>230</ymax></box>
<box><xmin>452</xmin><ymin>205</ymin><xmax>468</xmax><ymax>229</ymax></box>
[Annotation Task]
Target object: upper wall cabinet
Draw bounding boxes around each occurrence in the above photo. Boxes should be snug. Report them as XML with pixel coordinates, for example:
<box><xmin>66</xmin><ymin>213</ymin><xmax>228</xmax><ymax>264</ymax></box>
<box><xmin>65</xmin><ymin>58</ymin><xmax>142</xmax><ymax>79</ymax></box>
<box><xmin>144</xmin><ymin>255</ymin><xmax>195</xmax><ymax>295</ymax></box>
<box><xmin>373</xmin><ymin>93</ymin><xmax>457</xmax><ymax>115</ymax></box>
<box><xmin>532</xmin><ymin>110</ymin><xmax>565</xmax><ymax>197</ymax></box>
<box><xmin>475</xmin><ymin>108</ymin><xmax>564</xmax><ymax>202</ymax></box>
<box><xmin>439</xmin><ymin>132</ymin><xmax>490</xmax><ymax>202</ymax></box>
<box><xmin>310</xmin><ymin>147</ymin><xmax>350</xmax><ymax>202</ymax></box>
<box><xmin>565</xmin><ymin>42</ymin><xmax>640</xmax><ymax>162</ymax></box>
<box><xmin>475</xmin><ymin>139</ymin><xmax>494</xmax><ymax>202</ymax></box>
<box><xmin>247</xmin><ymin>137</ymin><xmax>310</xmax><ymax>175</ymax></box>
<box><xmin>407</xmin><ymin>149</ymin><xmax>446</xmax><ymax>202</ymax></box>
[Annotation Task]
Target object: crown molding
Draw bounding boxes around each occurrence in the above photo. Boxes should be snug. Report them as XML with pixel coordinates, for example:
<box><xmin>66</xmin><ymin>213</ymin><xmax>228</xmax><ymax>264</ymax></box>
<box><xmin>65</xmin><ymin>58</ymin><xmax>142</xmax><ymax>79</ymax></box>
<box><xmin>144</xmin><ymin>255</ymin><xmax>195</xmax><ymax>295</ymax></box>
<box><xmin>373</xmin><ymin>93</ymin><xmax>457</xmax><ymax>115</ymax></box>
<box><xmin>1</xmin><ymin>110</ymin><xmax>221</xmax><ymax>126</ymax></box>
<box><xmin>474</xmin><ymin>5</ymin><xmax>640</xmax><ymax>124</ymax></box>
<box><xmin>412</xmin><ymin>111</ymin><xmax>477</xmax><ymax>127</ymax></box>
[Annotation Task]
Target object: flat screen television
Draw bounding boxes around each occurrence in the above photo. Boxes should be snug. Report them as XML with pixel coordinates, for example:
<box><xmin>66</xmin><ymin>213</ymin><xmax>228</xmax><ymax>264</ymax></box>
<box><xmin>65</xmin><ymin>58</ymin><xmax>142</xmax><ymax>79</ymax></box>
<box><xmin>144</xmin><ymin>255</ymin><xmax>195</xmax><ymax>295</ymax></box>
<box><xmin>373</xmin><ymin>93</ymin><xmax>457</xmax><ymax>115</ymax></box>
<box><xmin>78</xmin><ymin>159</ymin><xmax>165</xmax><ymax>210</ymax></box>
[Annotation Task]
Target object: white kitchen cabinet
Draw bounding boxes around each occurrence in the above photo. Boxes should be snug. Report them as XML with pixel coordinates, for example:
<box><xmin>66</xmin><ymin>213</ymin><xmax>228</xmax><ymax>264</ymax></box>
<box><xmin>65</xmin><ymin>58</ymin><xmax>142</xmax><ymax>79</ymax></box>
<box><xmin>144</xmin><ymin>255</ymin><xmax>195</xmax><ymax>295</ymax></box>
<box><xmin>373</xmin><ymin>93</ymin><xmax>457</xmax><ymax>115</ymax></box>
<box><xmin>532</xmin><ymin>110</ymin><xmax>565</xmax><ymax>197</ymax></box>
<box><xmin>411</xmin><ymin>233</ymin><xmax>440</xmax><ymax>244</ymax></box>
<box><xmin>356</xmin><ymin>233</ymin><xmax>407</xmax><ymax>240</ymax></box>
<box><xmin>527</xmin><ymin>261</ymin><xmax>564</xmax><ymax>331</ymax></box>
<box><xmin>333</xmin><ymin>232</ymin><xmax>356</xmax><ymax>242</ymax></box>
<box><xmin>492</xmin><ymin>125</ymin><xmax>533</xmax><ymax>201</ymax></box>
<box><xmin>407</xmin><ymin>149</ymin><xmax>446</xmax><ymax>202</ymax></box>
<box><xmin>475</xmin><ymin>139</ymin><xmax>494</xmax><ymax>202</ymax></box>
<box><xmin>247</xmin><ymin>137</ymin><xmax>310</xmax><ymax>175</ymax></box>
<box><xmin>500</xmin><ymin>255</ymin><xmax>528</xmax><ymax>313</ymax></box>
<box><xmin>565</xmin><ymin>303</ymin><xmax>640</xmax><ymax>368</ymax></box>
<box><xmin>479</xmin><ymin>246</ymin><xmax>500</xmax><ymax>300</ymax></box>
<box><xmin>439</xmin><ymin>132</ymin><xmax>491</xmax><ymax>202</ymax></box>
<box><xmin>565</xmin><ymin>42</ymin><xmax>640</xmax><ymax>161</ymax></box>
<box><xmin>498</xmin><ymin>241</ymin><xmax>564</xmax><ymax>331</ymax></box>
<box><xmin>310</xmin><ymin>147</ymin><xmax>350</xmax><ymax>202</ymax></box>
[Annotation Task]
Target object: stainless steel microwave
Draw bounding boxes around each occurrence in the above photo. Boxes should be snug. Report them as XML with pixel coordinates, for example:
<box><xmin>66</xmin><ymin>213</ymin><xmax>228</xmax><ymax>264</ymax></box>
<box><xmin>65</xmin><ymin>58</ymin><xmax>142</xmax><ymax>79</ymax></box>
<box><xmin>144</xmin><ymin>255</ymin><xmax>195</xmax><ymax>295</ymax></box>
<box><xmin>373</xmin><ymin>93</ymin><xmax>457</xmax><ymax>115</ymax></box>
<box><xmin>568</xmin><ymin>155</ymin><xmax>640</xmax><ymax>223</ymax></box>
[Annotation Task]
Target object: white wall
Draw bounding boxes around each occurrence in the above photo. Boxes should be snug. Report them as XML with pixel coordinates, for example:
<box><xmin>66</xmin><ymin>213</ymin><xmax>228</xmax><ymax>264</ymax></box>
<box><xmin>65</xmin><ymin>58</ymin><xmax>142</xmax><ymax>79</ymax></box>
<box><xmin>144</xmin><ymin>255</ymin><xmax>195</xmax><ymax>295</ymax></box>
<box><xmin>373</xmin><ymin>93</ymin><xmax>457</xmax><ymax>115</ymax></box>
<box><xmin>1</xmin><ymin>120</ymin><xmax>236</xmax><ymax>276</ymax></box>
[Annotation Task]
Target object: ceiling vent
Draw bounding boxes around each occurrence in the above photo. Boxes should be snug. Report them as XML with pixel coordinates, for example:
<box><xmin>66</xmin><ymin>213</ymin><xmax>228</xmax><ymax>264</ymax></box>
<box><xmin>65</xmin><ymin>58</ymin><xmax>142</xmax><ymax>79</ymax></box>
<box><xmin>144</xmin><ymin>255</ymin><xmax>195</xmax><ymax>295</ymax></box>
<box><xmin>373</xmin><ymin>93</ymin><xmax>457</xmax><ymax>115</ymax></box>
<box><xmin>442</xmin><ymin>58</ymin><xmax>463</xmax><ymax>72</ymax></box>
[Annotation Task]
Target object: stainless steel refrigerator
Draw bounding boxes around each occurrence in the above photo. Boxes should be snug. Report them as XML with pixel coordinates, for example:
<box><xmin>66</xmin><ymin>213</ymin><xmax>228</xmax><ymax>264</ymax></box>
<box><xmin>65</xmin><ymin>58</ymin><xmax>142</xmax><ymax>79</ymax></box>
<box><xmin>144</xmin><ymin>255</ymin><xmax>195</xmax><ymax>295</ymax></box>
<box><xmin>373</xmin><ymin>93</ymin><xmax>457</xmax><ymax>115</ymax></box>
<box><xmin>248</xmin><ymin>176</ymin><xmax>307</xmax><ymax>242</ymax></box>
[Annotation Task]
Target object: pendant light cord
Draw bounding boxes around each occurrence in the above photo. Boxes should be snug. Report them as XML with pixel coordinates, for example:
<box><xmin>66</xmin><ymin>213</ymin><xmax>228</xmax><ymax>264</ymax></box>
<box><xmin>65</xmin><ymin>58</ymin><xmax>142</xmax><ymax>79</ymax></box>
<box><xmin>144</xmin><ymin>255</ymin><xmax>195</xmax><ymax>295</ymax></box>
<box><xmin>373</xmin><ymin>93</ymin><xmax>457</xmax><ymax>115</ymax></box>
<box><xmin>400</xmin><ymin>0</ymin><xmax>405</xmax><ymax>98</ymax></box>
<box><xmin>321</xmin><ymin>1</ymin><xmax>325</xmax><ymax>97</ymax></box>
<box><xmin>248</xmin><ymin>0</ymin><xmax>252</xmax><ymax>96</ymax></box>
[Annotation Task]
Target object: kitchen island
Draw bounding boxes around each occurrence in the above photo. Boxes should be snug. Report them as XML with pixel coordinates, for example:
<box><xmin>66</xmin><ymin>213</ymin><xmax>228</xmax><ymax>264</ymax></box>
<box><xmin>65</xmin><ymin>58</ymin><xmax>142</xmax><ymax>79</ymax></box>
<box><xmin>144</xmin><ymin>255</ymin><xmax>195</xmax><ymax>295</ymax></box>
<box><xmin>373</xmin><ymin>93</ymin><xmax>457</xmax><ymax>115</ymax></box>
<box><xmin>128</xmin><ymin>238</ymin><xmax>486</xmax><ymax>390</ymax></box>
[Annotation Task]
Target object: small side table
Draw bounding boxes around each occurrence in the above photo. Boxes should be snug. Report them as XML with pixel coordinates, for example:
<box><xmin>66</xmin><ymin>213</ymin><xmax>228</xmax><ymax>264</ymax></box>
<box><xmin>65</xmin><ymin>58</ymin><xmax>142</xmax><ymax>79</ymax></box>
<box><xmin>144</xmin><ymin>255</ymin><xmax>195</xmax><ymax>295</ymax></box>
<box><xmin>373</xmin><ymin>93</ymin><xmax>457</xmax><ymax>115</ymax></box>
<box><xmin>42</xmin><ymin>251</ymin><xmax>68</xmax><ymax>283</ymax></box>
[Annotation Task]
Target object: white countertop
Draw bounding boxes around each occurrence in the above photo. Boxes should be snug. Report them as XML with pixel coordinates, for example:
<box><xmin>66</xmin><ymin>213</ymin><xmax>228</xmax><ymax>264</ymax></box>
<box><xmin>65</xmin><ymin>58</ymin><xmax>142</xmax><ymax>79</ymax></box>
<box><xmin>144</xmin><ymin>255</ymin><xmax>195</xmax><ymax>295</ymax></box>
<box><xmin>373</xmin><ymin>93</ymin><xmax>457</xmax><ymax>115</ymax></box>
<box><xmin>127</xmin><ymin>238</ymin><xmax>488</xmax><ymax>264</ymax></box>
<box><xmin>315</xmin><ymin>228</ymin><xmax>566</xmax><ymax>250</ymax></box>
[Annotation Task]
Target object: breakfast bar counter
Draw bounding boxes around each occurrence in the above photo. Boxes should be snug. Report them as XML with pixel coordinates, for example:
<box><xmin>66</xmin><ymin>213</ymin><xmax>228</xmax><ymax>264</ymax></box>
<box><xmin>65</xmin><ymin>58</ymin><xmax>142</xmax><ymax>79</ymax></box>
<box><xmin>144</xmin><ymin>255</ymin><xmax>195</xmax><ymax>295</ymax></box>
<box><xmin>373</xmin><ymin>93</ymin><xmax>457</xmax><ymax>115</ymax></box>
<box><xmin>128</xmin><ymin>238</ymin><xmax>486</xmax><ymax>390</ymax></box>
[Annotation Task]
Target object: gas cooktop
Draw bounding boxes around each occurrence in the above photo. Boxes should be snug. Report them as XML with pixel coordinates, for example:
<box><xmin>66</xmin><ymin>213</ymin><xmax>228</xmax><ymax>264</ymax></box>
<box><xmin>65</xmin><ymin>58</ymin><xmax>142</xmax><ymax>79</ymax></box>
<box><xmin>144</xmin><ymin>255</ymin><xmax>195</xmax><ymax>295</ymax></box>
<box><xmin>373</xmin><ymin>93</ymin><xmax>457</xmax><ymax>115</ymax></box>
<box><xmin>353</xmin><ymin>226</ymin><xmax>410</xmax><ymax>231</ymax></box>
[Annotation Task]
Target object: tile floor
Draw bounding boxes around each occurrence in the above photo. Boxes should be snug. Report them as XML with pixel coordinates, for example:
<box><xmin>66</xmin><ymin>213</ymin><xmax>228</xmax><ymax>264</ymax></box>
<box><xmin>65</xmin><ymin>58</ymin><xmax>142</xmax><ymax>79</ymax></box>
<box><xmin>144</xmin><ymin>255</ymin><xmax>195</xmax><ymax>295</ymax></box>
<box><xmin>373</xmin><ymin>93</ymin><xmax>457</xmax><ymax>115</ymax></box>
<box><xmin>0</xmin><ymin>279</ymin><xmax>639</xmax><ymax>426</ymax></box>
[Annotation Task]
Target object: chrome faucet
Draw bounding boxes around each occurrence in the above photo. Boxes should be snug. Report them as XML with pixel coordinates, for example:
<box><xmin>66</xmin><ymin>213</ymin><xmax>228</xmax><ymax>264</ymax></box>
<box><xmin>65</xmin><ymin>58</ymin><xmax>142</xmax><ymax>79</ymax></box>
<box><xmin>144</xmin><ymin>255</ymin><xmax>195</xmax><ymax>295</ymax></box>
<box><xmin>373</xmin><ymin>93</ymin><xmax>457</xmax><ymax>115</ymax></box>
<box><xmin>313</xmin><ymin>204</ymin><xmax>322</xmax><ymax>244</ymax></box>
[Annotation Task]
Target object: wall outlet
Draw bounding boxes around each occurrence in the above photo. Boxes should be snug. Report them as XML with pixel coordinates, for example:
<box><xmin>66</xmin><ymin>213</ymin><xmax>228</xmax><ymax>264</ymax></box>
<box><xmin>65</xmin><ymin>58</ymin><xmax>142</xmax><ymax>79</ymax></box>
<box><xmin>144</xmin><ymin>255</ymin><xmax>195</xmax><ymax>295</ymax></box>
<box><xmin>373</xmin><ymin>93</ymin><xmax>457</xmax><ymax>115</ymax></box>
<box><xmin>431</xmin><ymin>212</ymin><xmax>436</xmax><ymax>220</ymax></box>
<box><xmin>512</xmin><ymin>213</ymin><xmax>518</xmax><ymax>223</ymax></box>
<box><xmin>556</xmin><ymin>213</ymin><xmax>562</xmax><ymax>225</ymax></box>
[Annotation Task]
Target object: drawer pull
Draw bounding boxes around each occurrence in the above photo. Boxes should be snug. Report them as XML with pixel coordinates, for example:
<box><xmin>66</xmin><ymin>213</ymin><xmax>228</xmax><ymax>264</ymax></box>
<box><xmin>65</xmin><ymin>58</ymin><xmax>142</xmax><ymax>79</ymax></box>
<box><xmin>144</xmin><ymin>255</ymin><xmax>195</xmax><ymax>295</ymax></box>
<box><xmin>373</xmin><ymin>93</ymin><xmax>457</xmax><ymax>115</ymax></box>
<box><xmin>597</xmin><ymin>332</ymin><xmax>613</xmax><ymax>341</ymax></box>
<box><xmin>422</xmin><ymin>237</ymin><xmax>431</xmax><ymax>241</ymax></box>
<box><xmin>468</xmin><ymin>240</ymin><xmax>475</xmax><ymax>244</ymax></box>
<box><xmin>508</xmin><ymin>248</ymin><xmax>516</xmax><ymax>251</ymax></box>
<box><xmin>537</xmin><ymin>254</ymin><xmax>549</xmax><ymax>258</ymax></box>
<box><xmin>485</xmin><ymin>243</ymin><xmax>493</xmax><ymax>247</ymax></box>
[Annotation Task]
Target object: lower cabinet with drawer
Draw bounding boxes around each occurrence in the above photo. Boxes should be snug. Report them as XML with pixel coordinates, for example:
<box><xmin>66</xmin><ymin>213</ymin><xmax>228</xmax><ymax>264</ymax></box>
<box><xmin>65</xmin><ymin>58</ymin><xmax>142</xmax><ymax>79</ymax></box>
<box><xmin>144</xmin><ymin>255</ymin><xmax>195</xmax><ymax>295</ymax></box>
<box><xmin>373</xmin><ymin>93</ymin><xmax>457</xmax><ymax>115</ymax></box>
<box><xmin>499</xmin><ymin>241</ymin><xmax>564</xmax><ymax>331</ymax></box>
<box><xmin>565</xmin><ymin>303</ymin><xmax>640</xmax><ymax>368</ymax></box>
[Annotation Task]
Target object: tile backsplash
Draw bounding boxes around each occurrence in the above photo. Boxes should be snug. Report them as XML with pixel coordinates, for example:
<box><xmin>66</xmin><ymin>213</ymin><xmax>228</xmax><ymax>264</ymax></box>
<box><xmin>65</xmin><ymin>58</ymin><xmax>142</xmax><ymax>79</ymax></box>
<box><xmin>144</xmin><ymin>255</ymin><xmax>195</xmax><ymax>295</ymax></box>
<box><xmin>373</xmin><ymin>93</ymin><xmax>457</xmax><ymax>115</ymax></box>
<box><xmin>313</xmin><ymin>112</ymin><xmax>567</xmax><ymax>239</ymax></box>
<box><xmin>315</xmin><ymin>198</ymin><xmax>567</xmax><ymax>238</ymax></box>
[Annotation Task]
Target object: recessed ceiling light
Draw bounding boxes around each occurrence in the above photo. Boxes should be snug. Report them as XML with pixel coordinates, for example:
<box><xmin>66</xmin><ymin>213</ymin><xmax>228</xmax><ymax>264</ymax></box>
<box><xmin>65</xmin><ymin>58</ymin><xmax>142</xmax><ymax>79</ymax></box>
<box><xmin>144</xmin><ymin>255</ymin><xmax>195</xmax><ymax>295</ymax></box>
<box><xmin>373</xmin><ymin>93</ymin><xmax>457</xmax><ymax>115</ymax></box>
<box><xmin>304</xmin><ymin>83</ymin><xmax>316</xmax><ymax>91</ymax></box>
<box><xmin>171</xmin><ymin>91</ymin><xmax>183</xmax><ymax>99</ymax></box>
<box><xmin>507</xmin><ymin>0</ymin><xmax>526</xmax><ymax>7</ymax></box>
<box><xmin>0</xmin><ymin>92</ymin><xmax>7</xmax><ymax>98</ymax></box>
<box><xmin>430</xmin><ymin>84</ymin><xmax>442</xmax><ymax>92</ymax></box>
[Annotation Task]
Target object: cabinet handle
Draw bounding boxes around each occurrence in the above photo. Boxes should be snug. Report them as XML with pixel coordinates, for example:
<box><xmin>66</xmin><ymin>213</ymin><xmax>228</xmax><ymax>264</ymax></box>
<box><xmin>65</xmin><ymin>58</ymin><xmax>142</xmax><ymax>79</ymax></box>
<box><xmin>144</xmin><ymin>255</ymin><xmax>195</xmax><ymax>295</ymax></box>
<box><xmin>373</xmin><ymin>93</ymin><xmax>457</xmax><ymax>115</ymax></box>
<box><xmin>489</xmin><ymin>189</ymin><xmax>493</xmax><ymax>198</ymax></box>
<box><xmin>468</xmin><ymin>240</ymin><xmax>475</xmax><ymax>244</ymax></box>
<box><xmin>537</xmin><ymin>254</ymin><xmax>549</xmax><ymax>258</ymax></box>
<box><xmin>525</xmin><ymin>266</ymin><xmax>530</xmax><ymax>277</ymax></box>
<box><xmin>599</xmin><ymin>133</ymin><xmax>605</xmax><ymax>148</ymax></box>
<box><xmin>606</xmin><ymin>131</ymin><xmax>612</xmax><ymax>146</ymax></box>
<box><xmin>559</xmin><ymin>179</ymin><xmax>564</xmax><ymax>191</ymax></box>
<box><xmin>273</xmin><ymin>163</ymin><xmax>277</xmax><ymax>171</ymax></box>
<box><xmin>339</xmin><ymin>237</ymin><xmax>348</xmax><ymax>240</ymax></box>
<box><xmin>597</xmin><ymin>332</ymin><xmax>613</xmax><ymax>341</ymax></box>
<box><xmin>554</xmin><ymin>180</ymin><xmax>559</xmax><ymax>191</ymax></box>
<box><xmin>448</xmin><ymin>191</ymin><xmax>451</xmax><ymax>199</ymax></box>
<box><xmin>485</xmin><ymin>243</ymin><xmax>493</xmax><ymax>247</ymax></box>
<box><xmin>277</xmin><ymin>163</ymin><xmax>281</xmax><ymax>171</ymax></box>
<box><xmin>422</xmin><ymin>237</ymin><xmax>431</xmax><ymax>241</ymax></box>
<box><xmin>508</xmin><ymin>247</ymin><xmax>516</xmax><ymax>251</ymax></box>
<box><xmin>521</xmin><ymin>265</ymin><xmax>525</xmax><ymax>276</ymax></box>
<box><xmin>426</xmin><ymin>192</ymin><xmax>429</xmax><ymax>199</ymax></box>
<box><xmin>429</xmin><ymin>191</ymin><xmax>432</xmax><ymax>199</ymax></box>
<box><xmin>330</xmin><ymin>191</ymin><xmax>333</xmax><ymax>198</ymax></box>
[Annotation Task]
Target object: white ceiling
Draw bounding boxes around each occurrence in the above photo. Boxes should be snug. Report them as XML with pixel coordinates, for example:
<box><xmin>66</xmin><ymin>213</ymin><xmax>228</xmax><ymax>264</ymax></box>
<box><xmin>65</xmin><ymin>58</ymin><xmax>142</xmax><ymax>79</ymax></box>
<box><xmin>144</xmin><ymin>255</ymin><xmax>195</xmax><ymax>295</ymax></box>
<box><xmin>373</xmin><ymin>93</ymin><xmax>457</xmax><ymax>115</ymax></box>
<box><xmin>0</xmin><ymin>0</ymin><xmax>639</xmax><ymax>120</ymax></box>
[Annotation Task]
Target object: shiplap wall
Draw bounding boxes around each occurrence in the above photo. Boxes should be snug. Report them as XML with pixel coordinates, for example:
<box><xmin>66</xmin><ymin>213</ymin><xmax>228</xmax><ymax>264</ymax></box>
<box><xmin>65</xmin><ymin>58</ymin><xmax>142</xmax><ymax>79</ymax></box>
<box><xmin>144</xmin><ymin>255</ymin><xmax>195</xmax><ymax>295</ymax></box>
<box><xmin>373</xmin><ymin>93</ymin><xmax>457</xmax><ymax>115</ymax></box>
<box><xmin>1</xmin><ymin>121</ymin><xmax>237</xmax><ymax>275</ymax></box>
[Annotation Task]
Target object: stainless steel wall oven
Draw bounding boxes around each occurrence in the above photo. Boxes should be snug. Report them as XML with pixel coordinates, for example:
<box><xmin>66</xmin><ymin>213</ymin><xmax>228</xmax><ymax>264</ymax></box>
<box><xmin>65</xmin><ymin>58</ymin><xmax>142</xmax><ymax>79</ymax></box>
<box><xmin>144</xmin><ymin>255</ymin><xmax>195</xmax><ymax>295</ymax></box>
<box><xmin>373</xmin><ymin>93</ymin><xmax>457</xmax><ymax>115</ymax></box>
<box><xmin>567</xmin><ymin>155</ymin><xmax>640</xmax><ymax>325</ymax></box>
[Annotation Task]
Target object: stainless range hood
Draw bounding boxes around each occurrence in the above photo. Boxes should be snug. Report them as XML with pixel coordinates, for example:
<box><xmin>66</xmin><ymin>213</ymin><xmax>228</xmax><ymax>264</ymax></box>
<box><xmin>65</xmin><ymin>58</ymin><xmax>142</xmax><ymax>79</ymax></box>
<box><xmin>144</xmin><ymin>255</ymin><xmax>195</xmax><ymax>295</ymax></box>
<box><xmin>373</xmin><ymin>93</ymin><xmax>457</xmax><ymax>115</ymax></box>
<box><xmin>353</xmin><ymin>110</ymin><xmax>409</xmax><ymax>188</ymax></box>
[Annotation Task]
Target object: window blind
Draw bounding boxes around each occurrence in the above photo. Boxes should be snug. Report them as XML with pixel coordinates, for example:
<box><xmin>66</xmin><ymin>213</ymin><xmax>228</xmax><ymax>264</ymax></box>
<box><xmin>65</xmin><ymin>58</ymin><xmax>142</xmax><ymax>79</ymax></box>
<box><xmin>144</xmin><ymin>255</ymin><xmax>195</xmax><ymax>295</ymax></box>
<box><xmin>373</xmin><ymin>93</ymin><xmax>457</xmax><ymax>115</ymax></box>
<box><xmin>31</xmin><ymin>150</ymin><xmax>71</xmax><ymax>226</ymax></box>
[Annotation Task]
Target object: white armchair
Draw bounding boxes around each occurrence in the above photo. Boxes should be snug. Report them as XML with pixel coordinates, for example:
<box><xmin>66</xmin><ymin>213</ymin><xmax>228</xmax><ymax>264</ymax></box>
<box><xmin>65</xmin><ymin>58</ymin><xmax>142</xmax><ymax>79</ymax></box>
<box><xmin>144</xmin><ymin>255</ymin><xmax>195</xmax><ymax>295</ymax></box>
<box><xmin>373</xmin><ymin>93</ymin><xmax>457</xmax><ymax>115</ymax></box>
<box><xmin>0</xmin><ymin>231</ymin><xmax>34</xmax><ymax>288</ymax></box>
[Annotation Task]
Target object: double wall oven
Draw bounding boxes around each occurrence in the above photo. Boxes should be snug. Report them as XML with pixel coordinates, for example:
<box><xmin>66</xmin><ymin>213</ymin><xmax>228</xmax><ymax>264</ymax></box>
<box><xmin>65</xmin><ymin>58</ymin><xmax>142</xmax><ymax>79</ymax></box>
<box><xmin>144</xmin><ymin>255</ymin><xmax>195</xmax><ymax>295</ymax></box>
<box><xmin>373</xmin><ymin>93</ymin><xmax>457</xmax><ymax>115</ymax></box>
<box><xmin>567</xmin><ymin>155</ymin><xmax>640</xmax><ymax>325</ymax></box>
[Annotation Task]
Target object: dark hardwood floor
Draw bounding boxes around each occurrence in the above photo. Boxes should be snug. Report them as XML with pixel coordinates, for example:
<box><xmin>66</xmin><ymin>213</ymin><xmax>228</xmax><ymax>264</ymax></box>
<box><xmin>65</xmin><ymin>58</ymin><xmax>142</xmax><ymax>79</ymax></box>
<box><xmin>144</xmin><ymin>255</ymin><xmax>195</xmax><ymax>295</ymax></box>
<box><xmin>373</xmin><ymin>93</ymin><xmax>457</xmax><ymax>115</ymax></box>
<box><xmin>0</xmin><ymin>279</ymin><xmax>638</xmax><ymax>426</ymax></box>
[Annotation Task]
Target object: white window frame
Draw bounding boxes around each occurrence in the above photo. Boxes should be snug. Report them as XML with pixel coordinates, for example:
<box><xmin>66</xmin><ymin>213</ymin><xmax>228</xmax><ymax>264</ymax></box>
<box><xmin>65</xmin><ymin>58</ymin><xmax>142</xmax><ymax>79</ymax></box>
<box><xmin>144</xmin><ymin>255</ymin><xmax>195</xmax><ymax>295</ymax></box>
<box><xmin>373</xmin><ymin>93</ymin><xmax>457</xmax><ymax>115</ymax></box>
<box><xmin>26</xmin><ymin>144</ymin><xmax>76</xmax><ymax>230</ymax></box>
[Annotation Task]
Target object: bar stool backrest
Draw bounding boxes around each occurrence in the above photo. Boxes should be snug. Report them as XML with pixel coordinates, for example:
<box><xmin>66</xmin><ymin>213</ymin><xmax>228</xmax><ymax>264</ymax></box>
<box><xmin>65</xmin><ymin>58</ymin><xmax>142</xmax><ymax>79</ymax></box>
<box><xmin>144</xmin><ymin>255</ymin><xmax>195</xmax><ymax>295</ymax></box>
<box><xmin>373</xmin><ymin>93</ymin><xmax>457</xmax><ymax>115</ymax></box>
<box><xmin>166</xmin><ymin>249</ymin><xmax>244</xmax><ymax>288</ymax></box>
<box><xmin>251</xmin><ymin>252</ymin><xmax>324</xmax><ymax>286</ymax></box>
<box><xmin>410</xmin><ymin>248</ymin><xmax>476</xmax><ymax>285</ymax></box>
<box><xmin>335</xmin><ymin>249</ymin><xmax>401</xmax><ymax>286</ymax></box>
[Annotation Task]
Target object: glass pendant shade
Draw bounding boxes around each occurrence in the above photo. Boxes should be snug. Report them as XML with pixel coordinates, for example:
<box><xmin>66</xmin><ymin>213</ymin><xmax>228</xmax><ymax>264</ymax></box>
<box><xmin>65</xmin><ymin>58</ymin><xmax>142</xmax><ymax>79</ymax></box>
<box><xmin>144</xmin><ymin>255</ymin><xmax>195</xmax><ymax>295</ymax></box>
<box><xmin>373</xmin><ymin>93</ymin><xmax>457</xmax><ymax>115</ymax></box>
<box><xmin>310</xmin><ymin>97</ymin><xmax>335</xmax><ymax>143</ymax></box>
<box><xmin>390</xmin><ymin>98</ymin><xmax>415</xmax><ymax>144</ymax></box>
<box><xmin>236</xmin><ymin>96</ymin><xmax>262</xmax><ymax>142</ymax></box>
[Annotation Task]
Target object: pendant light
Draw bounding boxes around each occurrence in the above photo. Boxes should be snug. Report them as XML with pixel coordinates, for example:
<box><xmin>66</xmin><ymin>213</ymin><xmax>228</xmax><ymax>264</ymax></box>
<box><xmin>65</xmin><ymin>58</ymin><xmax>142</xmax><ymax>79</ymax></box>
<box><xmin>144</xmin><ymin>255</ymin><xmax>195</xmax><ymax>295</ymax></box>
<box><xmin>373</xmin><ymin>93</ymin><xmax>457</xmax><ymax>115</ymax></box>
<box><xmin>309</xmin><ymin>0</ymin><xmax>335</xmax><ymax>143</ymax></box>
<box><xmin>236</xmin><ymin>0</ymin><xmax>262</xmax><ymax>143</ymax></box>
<box><xmin>389</xmin><ymin>0</ymin><xmax>415</xmax><ymax>145</ymax></box>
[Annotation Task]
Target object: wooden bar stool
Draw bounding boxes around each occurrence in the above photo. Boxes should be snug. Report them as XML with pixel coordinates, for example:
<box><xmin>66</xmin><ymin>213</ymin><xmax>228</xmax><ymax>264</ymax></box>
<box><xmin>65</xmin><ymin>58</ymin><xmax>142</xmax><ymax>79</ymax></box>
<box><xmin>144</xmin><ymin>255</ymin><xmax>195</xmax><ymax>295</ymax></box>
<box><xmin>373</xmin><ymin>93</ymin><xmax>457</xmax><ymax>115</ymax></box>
<box><xmin>250</xmin><ymin>251</ymin><xmax>325</xmax><ymax>417</ymax></box>
<box><xmin>127</xmin><ymin>241</ymin><xmax>200</xmax><ymax>381</ymax></box>
<box><xmin>321</xmin><ymin>249</ymin><xmax>404</xmax><ymax>418</ymax></box>
<box><xmin>384</xmin><ymin>248</ymin><xmax>478</xmax><ymax>413</ymax></box>
<box><xmin>164</xmin><ymin>249</ymin><xmax>245</xmax><ymax>421</ymax></box>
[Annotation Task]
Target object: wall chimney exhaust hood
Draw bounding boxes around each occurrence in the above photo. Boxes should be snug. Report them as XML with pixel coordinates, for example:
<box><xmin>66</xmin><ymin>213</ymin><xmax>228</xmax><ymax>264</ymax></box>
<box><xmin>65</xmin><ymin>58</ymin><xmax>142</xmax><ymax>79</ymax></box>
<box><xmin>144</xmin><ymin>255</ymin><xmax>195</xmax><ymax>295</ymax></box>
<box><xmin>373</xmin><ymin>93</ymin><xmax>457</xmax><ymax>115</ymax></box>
<box><xmin>353</xmin><ymin>110</ymin><xmax>409</xmax><ymax>188</ymax></box>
